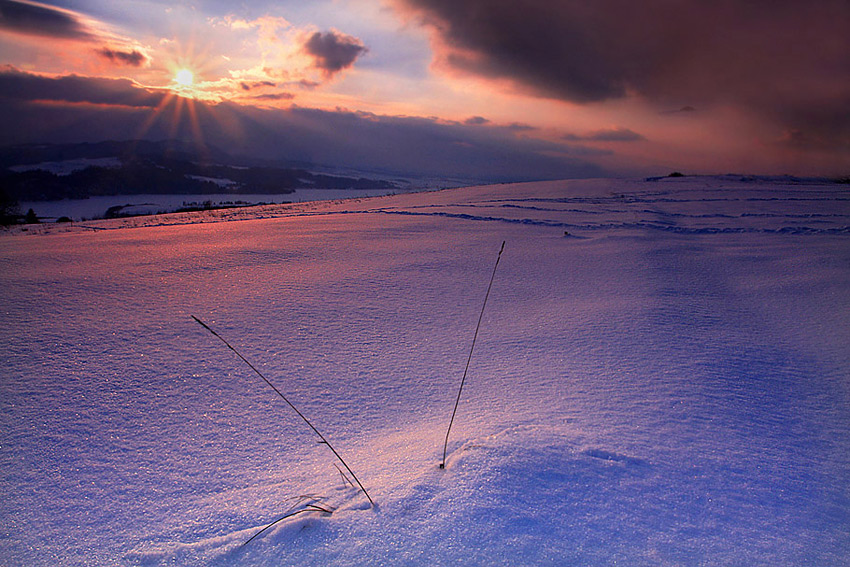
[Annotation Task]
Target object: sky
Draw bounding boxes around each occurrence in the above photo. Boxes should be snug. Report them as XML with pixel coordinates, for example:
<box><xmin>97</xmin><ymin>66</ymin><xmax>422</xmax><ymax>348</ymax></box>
<box><xmin>0</xmin><ymin>0</ymin><xmax>848</xmax><ymax>180</ymax></box>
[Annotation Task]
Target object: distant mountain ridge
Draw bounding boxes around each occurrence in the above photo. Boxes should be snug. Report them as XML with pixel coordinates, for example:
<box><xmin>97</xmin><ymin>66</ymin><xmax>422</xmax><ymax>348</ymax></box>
<box><xmin>0</xmin><ymin>140</ymin><xmax>399</xmax><ymax>201</ymax></box>
<box><xmin>0</xmin><ymin>140</ymin><xmax>231</xmax><ymax>168</ymax></box>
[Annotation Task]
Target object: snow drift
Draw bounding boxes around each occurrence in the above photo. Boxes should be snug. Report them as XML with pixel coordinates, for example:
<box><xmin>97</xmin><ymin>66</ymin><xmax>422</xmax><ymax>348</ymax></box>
<box><xmin>1</xmin><ymin>176</ymin><xmax>848</xmax><ymax>566</ymax></box>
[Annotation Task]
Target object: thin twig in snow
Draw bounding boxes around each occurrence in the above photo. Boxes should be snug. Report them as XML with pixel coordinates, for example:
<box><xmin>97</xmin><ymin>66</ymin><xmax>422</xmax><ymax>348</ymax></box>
<box><xmin>440</xmin><ymin>241</ymin><xmax>506</xmax><ymax>469</ymax></box>
<box><xmin>192</xmin><ymin>315</ymin><xmax>375</xmax><ymax>506</ymax></box>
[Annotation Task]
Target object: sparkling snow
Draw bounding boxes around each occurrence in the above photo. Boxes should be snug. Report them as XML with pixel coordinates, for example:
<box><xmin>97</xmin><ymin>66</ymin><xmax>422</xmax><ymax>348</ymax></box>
<box><xmin>1</xmin><ymin>176</ymin><xmax>848</xmax><ymax>566</ymax></box>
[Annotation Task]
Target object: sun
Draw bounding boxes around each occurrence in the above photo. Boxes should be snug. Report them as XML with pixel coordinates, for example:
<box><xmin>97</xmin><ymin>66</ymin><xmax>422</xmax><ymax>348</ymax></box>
<box><xmin>174</xmin><ymin>69</ymin><xmax>194</xmax><ymax>87</ymax></box>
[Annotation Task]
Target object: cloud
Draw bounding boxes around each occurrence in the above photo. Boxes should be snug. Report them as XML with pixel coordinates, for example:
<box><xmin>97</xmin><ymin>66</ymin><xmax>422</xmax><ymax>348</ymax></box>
<box><xmin>768</xmin><ymin>97</ymin><xmax>850</xmax><ymax>151</ymax></box>
<box><xmin>660</xmin><ymin>106</ymin><xmax>698</xmax><ymax>116</ymax></box>
<box><xmin>301</xmin><ymin>30</ymin><xmax>367</xmax><ymax>76</ymax></box>
<box><xmin>0</xmin><ymin>0</ymin><xmax>94</xmax><ymax>40</ymax></box>
<box><xmin>563</xmin><ymin>127</ymin><xmax>646</xmax><ymax>143</ymax></box>
<box><xmin>391</xmin><ymin>0</ymin><xmax>636</xmax><ymax>102</ymax></box>
<box><xmin>96</xmin><ymin>47</ymin><xmax>149</xmax><ymax>67</ymax></box>
<box><xmin>392</xmin><ymin>0</ymin><xmax>850</xmax><ymax>148</ymax></box>
<box><xmin>240</xmin><ymin>80</ymin><xmax>277</xmax><ymax>91</ymax></box>
<box><xmin>394</xmin><ymin>1</ymin><xmax>848</xmax><ymax>101</ymax></box>
<box><xmin>252</xmin><ymin>92</ymin><xmax>295</xmax><ymax>101</ymax></box>
<box><xmin>239</xmin><ymin>106</ymin><xmax>604</xmax><ymax>180</ymax></box>
<box><xmin>464</xmin><ymin>116</ymin><xmax>489</xmax><ymax>125</ymax></box>
<box><xmin>0</xmin><ymin>70</ymin><xmax>606</xmax><ymax>182</ymax></box>
<box><xmin>505</xmin><ymin>122</ymin><xmax>535</xmax><ymax>132</ymax></box>
<box><xmin>0</xmin><ymin>67</ymin><xmax>167</xmax><ymax>107</ymax></box>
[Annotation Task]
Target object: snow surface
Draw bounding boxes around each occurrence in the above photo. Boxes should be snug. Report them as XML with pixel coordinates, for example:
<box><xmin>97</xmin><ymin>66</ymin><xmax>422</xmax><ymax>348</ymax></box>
<box><xmin>1</xmin><ymin>176</ymin><xmax>849</xmax><ymax>566</ymax></box>
<box><xmin>20</xmin><ymin>188</ymin><xmax>409</xmax><ymax>222</ymax></box>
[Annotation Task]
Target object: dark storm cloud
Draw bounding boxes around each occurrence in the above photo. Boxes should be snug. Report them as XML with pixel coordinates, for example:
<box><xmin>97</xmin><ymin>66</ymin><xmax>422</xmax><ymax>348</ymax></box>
<box><xmin>394</xmin><ymin>0</ymin><xmax>850</xmax><ymax>147</ymax></box>
<box><xmin>96</xmin><ymin>48</ymin><xmax>148</xmax><ymax>67</ymax></box>
<box><xmin>0</xmin><ymin>67</ymin><xmax>167</xmax><ymax>107</ymax></box>
<box><xmin>302</xmin><ymin>30</ymin><xmax>367</xmax><ymax>76</ymax></box>
<box><xmin>0</xmin><ymin>0</ymin><xmax>94</xmax><ymax>39</ymax></box>
<box><xmin>395</xmin><ymin>0</ymin><xmax>848</xmax><ymax>102</ymax></box>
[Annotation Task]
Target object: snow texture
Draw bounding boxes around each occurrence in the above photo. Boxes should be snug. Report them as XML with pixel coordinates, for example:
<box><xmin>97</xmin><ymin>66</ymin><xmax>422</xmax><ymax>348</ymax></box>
<box><xmin>20</xmin><ymin>188</ymin><xmax>406</xmax><ymax>222</ymax></box>
<box><xmin>1</xmin><ymin>176</ymin><xmax>849</xmax><ymax>566</ymax></box>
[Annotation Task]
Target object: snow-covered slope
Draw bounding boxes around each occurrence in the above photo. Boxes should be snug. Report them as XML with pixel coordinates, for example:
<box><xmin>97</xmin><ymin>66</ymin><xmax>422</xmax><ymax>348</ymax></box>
<box><xmin>1</xmin><ymin>176</ymin><xmax>848</xmax><ymax>566</ymax></box>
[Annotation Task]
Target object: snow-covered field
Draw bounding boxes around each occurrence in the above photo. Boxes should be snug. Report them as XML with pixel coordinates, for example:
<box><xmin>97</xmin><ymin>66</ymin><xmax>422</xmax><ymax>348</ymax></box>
<box><xmin>1</xmin><ymin>176</ymin><xmax>848</xmax><ymax>566</ymax></box>
<box><xmin>19</xmin><ymin>188</ymin><xmax>409</xmax><ymax>222</ymax></box>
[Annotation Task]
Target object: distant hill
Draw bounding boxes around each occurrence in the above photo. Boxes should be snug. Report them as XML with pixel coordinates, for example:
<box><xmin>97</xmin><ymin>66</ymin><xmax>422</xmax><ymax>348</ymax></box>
<box><xmin>0</xmin><ymin>140</ymin><xmax>399</xmax><ymax>201</ymax></box>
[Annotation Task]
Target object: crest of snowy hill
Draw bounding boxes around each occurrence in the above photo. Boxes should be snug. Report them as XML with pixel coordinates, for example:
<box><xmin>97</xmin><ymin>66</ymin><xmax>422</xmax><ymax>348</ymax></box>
<box><xmin>0</xmin><ymin>175</ymin><xmax>848</xmax><ymax>566</ymax></box>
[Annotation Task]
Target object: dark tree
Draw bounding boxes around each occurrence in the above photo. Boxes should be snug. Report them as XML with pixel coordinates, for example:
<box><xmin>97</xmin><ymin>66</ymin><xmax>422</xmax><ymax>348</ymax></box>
<box><xmin>0</xmin><ymin>187</ymin><xmax>21</xmax><ymax>225</ymax></box>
